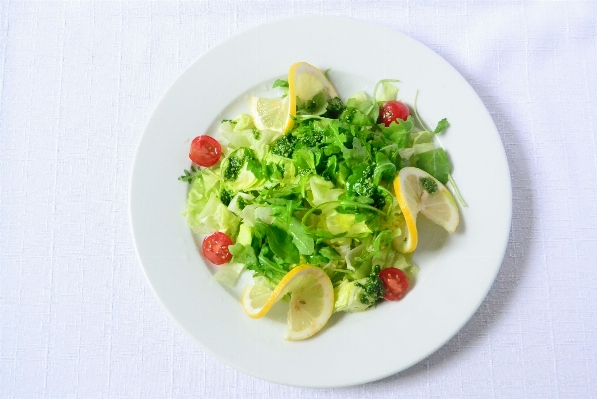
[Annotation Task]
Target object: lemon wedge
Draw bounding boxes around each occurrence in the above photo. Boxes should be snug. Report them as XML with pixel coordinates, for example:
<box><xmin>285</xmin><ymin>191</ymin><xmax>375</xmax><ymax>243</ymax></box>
<box><xmin>249</xmin><ymin>95</ymin><xmax>294</xmax><ymax>133</ymax></box>
<box><xmin>288</xmin><ymin>62</ymin><xmax>338</xmax><ymax>103</ymax></box>
<box><xmin>241</xmin><ymin>265</ymin><xmax>334</xmax><ymax>340</ymax></box>
<box><xmin>393</xmin><ymin>167</ymin><xmax>459</xmax><ymax>253</ymax></box>
<box><xmin>249</xmin><ymin>62</ymin><xmax>338</xmax><ymax>134</ymax></box>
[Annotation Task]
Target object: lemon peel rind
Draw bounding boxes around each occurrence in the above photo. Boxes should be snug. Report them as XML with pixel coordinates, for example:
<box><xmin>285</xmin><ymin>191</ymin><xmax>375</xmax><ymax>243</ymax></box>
<box><xmin>241</xmin><ymin>265</ymin><xmax>334</xmax><ymax>340</ymax></box>
<box><xmin>393</xmin><ymin>174</ymin><xmax>418</xmax><ymax>253</ymax></box>
<box><xmin>242</xmin><ymin>265</ymin><xmax>325</xmax><ymax>319</ymax></box>
<box><xmin>393</xmin><ymin>167</ymin><xmax>460</xmax><ymax>253</ymax></box>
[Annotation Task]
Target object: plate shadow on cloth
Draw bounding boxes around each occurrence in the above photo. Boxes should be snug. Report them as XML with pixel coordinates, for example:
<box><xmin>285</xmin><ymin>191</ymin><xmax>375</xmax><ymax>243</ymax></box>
<box><xmin>369</xmin><ymin>72</ymin><xmax>534</xmax><ymax>386</ymax></box>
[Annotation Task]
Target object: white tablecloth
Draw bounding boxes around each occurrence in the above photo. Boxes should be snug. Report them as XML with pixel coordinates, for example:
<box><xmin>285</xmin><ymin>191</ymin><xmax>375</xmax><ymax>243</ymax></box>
<box><xmin>1</xmin><ymin>1</ymin><xmax>596</xmax><ymax>397</ymax></box>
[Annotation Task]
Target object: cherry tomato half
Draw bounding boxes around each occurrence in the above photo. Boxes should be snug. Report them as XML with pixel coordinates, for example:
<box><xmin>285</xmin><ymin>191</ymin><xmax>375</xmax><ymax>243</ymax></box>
<box><xmin>378</xmin><ymin>267</ymin><xmax>409</xmax><ymax>301</ymax></box>
<box><xmin>202</xmin><ymin>232</ymin><xmax>233</xmax><ymax>265</ymax></box>
<box><xmin>189</xmin><ymin>135</ymin><xmax>222</xmax><ymax>167</ymax></box>
<box><xmin>378</xmin><ymin>101</ymin><xmax>411</xmax><ymax>127</ymax></box>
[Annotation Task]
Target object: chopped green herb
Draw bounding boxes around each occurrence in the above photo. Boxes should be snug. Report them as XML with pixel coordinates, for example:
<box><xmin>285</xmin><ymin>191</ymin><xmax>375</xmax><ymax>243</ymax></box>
<box><xmin>223</xmin><ymin>155</ymin><xmax>244</xmax><ymax>181</ymax></box>
<box><xmin>323</xmin><ymin>97</ymin><xmax>345</xmax><ymax>119</ymax></box>
<box><xmin>220</xmin><ymin>188</ymin><xmax>234</xmax><ymax>206</ymax></box>
<box><xmin>237</xmin><ymin>196</ymin><xmax>247</xmax><ymax>210</ymax></box>
<box><xmin>420</xmin><ymin>177</ymin><xmax>438</xmax><ymax>195</ymax></box>
<box><xmin>346</xmin><ymin>164</ymin><xmax>386</xmax><ymax>209</ymax></box>
<box><xmin>178</xmin><ymin>165</ymin><xmax>201</xmax><ymax>184</ymax></box>
<box><xmin>271</xmin><ymin>134</ymin><xmax>295</xmax><ymax>158</ymax></box>
<box><xmin>355</xmin><ymin>265</ymin><xmax>385</xmax><ymax>307</ymax></box>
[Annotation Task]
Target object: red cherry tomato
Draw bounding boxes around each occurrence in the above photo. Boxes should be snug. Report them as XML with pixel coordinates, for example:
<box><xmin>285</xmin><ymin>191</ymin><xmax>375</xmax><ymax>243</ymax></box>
<box><xmin>202</xmin><ymin>232</ymin><xmax>233</xmax><ymax>265</ymax></box>
<box><xmin>378</xmin><ymin>268</ymin><xmax>409</xmax><ymax>301</ymax></box>
<box><xmin>378</xmin><ymin>101</ymin><xmax>411</xmax><ymax>127</ymax></box>
<box><xmin>189</xmin><ymin>135</ymin><xmax>222</xmax><ymax>167</ymax></box>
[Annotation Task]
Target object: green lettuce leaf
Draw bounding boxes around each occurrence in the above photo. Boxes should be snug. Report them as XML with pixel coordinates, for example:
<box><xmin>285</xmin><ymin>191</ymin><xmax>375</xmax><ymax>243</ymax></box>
<box><xmin>376</xmin><ymin>82</ymin><xmax>398</xmax><ymax>102</ymax></box>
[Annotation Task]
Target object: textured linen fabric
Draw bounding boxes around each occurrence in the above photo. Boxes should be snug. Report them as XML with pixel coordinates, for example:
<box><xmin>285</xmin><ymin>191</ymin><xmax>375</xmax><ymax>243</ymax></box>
<box><xmin>1</xmin><ymin>1</ymin><xmax>596</xmax><ymax>398</ymax></box>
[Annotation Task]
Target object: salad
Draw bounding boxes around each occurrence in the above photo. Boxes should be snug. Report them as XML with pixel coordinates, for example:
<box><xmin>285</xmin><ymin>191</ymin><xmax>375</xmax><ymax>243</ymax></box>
<box><xmin>179</xmin><ymin>62</ymin><xmax>462</xmax><ymax>340</ymax></box>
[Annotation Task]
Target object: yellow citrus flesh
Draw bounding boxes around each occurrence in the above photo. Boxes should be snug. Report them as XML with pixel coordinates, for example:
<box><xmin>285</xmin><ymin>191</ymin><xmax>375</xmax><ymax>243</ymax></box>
<box><xmin>249</xmin><ymin>95</ymin><xmax>294</xmax><ymax>133</ymax></box>
<box><xmin>250</xmin><ymin>62</ymin><xmax>337</xmax><ymax>134</ymax></box>
<box><xmin>241</xmin><ymin>283</ymin><xmax>275</xmax><ymax>318</ymax></box>
<box><xmin>241</xmin><ymin>265</ymin><xmax>334</xmax><ymax>340</ymax></box>
<box><xmin>288</xmin><ymin>62</ymin><xmax>338</xmax><ymax>102</ymax></box>
<box><xmin>393</xmin><ymin>167</ymin><xmax>459</xmax><ymax>253</ymax></box>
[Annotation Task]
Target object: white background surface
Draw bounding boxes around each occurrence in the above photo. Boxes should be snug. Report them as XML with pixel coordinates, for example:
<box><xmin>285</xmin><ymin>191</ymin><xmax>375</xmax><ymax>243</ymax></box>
<box><xmin>1</xmin><ymin>1</ymin><xmax>596</xmax><ymax>398</ymax></box>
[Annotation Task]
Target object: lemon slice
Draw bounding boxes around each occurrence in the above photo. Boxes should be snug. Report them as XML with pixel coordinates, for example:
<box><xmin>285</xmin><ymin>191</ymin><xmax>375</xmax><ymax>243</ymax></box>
<box><xmin>250</xmin><ymin>63</ymin><xmax>337</xmax><ymax>133</ymax></box>
<box><xmin>241</xmin><ymin>282</ymin><xmax>276</xmax><ymax>318</ymax></box>
<box><xmin>288</xmin><ymin>62</ymin><xmax>338</xmax><ymax>102</ymax></box>
<box><xmin>241</xmin><ymin>265</ymin><xmax>334</xmax><ymax>340</ymax></box>
<box><xmin>393</xmin><ymin>167</ymin><xmax>459</xmax><ymax>253</ymax></box>
<box><xmin>249</xmin><ymin>95</ymin><xmax>294</xmax><ymax>133</ymax></box>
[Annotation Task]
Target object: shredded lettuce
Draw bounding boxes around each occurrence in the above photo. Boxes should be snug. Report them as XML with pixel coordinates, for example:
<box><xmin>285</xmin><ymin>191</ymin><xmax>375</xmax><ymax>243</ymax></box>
<box><xmin>185</xmin><ymin>193</ymin><xmax>239</xmax><ymax>237</ymax></box>
<box><xmin>183</xmin><ymin>169</ymin><xmax>240</xmax><ymax>237</ymax></box>
<box><xmin>334</xmin><ymin>279</ymin><xmax>371</xmax><ymax>312</ymax></box>
<box><xmin>376</xmin><ymin>82</ymin><xmax>399</xmax><ymax>102</ymax></box>
<box><xmin>308</xmin><ymin>176</ymin><xmax>344</xmax><ymax>206</ymax></box>
<box><xmin>233</xmin><ymin>114</ymin><xmax>254</xmax><ymax>132</ymax></box>
<box><xmin>347</xmin><ymin>91</ymin><xmax>368</xmax><ymax>106</ymax></box>
<box><xmin>212</xmin><ymin>262</ymin><xmax>245</xmax><ymax>287</ymax></box>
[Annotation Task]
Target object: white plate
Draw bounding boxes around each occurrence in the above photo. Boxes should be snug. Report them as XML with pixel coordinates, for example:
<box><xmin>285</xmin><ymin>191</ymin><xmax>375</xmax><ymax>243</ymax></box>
<box><xmin>130</xmin><ymin>16</ymin><xmax>511</xmax><ymax>388</ymax></box>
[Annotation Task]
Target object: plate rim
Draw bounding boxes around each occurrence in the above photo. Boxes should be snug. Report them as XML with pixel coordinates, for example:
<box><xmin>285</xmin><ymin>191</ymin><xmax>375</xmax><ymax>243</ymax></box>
<box><xmin>129</xmin><ymin>15</ymin><xmax>513</xmax><ymax>388</ymax></box>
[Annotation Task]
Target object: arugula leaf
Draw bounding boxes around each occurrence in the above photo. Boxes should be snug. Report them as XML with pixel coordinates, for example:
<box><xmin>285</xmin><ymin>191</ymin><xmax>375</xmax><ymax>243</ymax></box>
<box><xmin>292</xmin><ymin>147</ymin><xmax>317</xmax><ymax>173</ymax></box>
<box><xmin>373</xmin><ymin>152</ymin><xmax>396</xmax><ymax>185</ymax></box>
<box><xmin>354</xmin><ymin>265</ymin><xmax>385</xmax><ymax>307</ymax></box>
<box><xmin>371</xmin><ymin>230</ymin><xmax>392</xmax><ymax>252</ymax></box>
<box><xmin>358</xmin><ymin>100</ymin><xmax>379</xmax><ymax>125</ymax></box>
<box><xmin>322</xmin><ymin>155</ymin><xmax>337</xmax><ymax>182</ymax></box>
<box><xmin>348</xmin><ymin>137</ymin><xmax>370</xmax><ymax>164</ymax></box>
<box><xmin>380</xmin><ymin>116</ymin><xmax>414</xmax><ymax>148</ymax></box>
<box><xmin>319</xmin><ymin>246</ymin><xmax>341</xmax><ymax>260</ymax></box>
<box><xmin>269</xmin><ymin>198</ymin><xmax>300</xmax><ymax>227</ymax></box>
<box><xmin>288</xmin><ymin>217</ymin><xmax>314</xmax><ymax>255</ymax></box>
<box><xmin>323</xmin><ymin>120</ymin><xmax>351</xmax><ymax>159</ymax></box>
<box><xmin>416</xmin><ymin>148</ymin><xmax>451</xmax><ymax>184</ymax></box>
<box><xmin>433</xmin><ymin>118</ymin><xmax>450</xmax><ymax>134</ymax></box>
<box><xmin>255</xmin><ymin>245</ymin><xmax>289</xmax><ymax>283</ymax></box>
<box><xmin>265</xmin><ymin>225</ymin><xmax>300</xmax><ymax>264</ymax></box>
<box><xmin>339</xmin><ymin>107</ymin><xmax>374</xmax><ymax>127</ymax></box>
